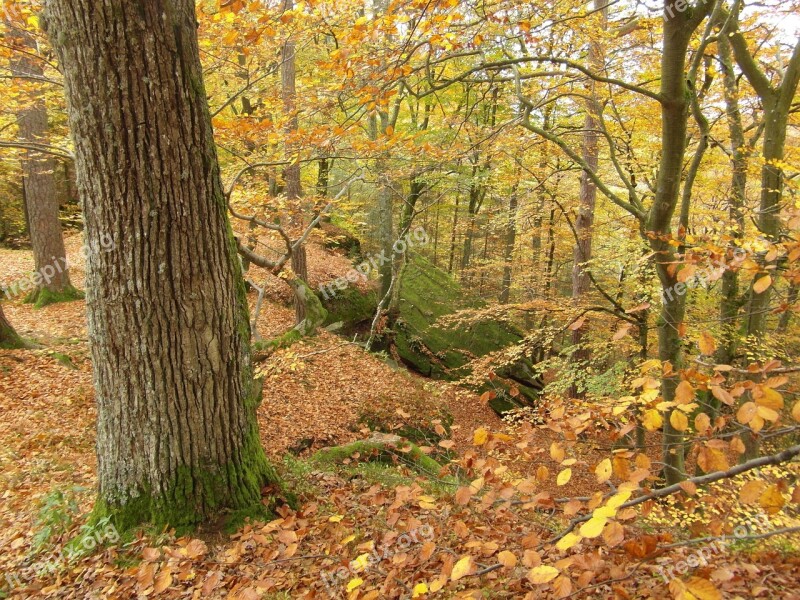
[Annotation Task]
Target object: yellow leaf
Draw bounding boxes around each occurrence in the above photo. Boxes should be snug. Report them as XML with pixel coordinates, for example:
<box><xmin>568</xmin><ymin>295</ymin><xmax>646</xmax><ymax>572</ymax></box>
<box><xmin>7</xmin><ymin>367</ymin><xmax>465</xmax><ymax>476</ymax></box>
<box><xmin>675</xmin><ymin>380</ymin><xmax>695</xmax><ymax>404</ymax></box>
<box><xmin>497</xmin><ymin>550</ymin><xmax>517</xmax><ymax>567</ymax></box>
<box><xmin>412</xmin><ymin>582</ymin><xmax>428</xmax><ymax>597</ymax></box>
<box><xmin>739</xmin><ymin>480</ymin><xmax>766</xmax><ymax>504</ymax></box>
<box><xmin>753</xmin><ymin>275</ymin><xmax>772</xmax><ymax>294</ymax></box>
<box><xmin>473</xmin><ymin>428</ymin><xmax>488</xmax><ymax>446</ymax></box>
<box><xmin>555</xmin><ymin>532</ymin><xmax>581</xmax><ymax>552</ymax></box>
<box><xmin>451</xmin><ymin>556</ymin><xmax>472</xmax><ymax>581</ymax></box>
<box><xmin>698</xmin><ymin>332</ymin><xmax>716</xmax><ymax>356</ymax></box>
<box><xmin>550</xmin><ymin>442</ymin><xmax>565</xmax><ymax>462</ymax></box>
<box><xmin>757</xmin><ymin>387</ymin><xmax>784</xmax><ymax>411</ymax></box>
<box><xmin>528</xmin><ymin>565</ymin><xmax>560</xmax><ymax>584</ymax></box>
<box><xmin>341</xmin><ymin>534</ymin><xmax>356</xmax><ymax>544</ymax></box>
<box><xmin>557</xmin><ymin>468</ymin><xmax>572</xmax><ymax>486</ymax></box>
<box><xmin>351</xmin><ymin>553</ymin><xmax>370</xmax><ymax>571</ymax></box>
<box><xmin>329</xmin><ymin>515</ymin><xmax>344</xmax><ymax>522</ymax></box>
<box><xmin>153</xmin><ymin>569</ymin><xmax>173</xmax><ymax>594</ymax></box>
<box><xmin>793</xmin><ymin>401</ymin><xmax>800</xmax><ymax>422</ymax></box>
<box><xmin>695</xmin><ymin>412</ymin><xmax>711</xmax><ymax>434</ymax></box>
<box><xmin>756</xmin><ymin>405</ymin><xmax>779</xmax><ymax>422</ymax></box>
<box><xmin>685</xmin><ymin>576</ymin><xmax>722</xmax><ymax>600</ymax></box>
<box><xmin>579</xmin><ymin>516</ymin><xmax>607</xmax><ymax>539</ymax></box>
<box><xmin>595</xmin><ymin>459</ymin><xmax>612</xmax><ymax>484</ymax></box>
<box><xmin>737</xmin><ymin>402</ymin><xmax>757</xmax><ymax>424</ymax></box>
<box><xmin>759</xmin><ymin>484</ymin><xmax>785</xmax><ymax>515</ymax></box>
<box><xmin>670</xmin><ymin>410</ymin><xmax>689</xmax><ymax>432</ymax></box>
<box><xmin>642</xmin><ymin>409</ymin><xmax>663</xmax><ymax>432</ymax></box>
<box><xmin>346</xmin><ymin>577</ymin><xmax>364</xmax><ymax>592</ymax></box>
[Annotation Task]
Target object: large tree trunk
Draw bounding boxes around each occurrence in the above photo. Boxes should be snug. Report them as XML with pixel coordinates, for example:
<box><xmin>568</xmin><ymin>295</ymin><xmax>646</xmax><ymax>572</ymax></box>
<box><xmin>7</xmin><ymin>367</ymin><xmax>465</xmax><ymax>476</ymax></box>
<box><xmin>44</xmin><ymin>0</ymin><xmax>278</xmax><ymax>530</ymax></box>
<box><xmin>8</xmin><ymin>23</ymin><xmax>77</xmax><ymax>307</ymax></box>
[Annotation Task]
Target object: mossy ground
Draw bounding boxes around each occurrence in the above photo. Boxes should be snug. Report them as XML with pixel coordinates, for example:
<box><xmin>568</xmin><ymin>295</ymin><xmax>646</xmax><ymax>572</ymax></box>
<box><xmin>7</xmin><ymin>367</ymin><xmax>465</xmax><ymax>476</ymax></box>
<box><xmin>25</xmin><ymin>285</ymin><xmax>84</xmax><ymax>309</ymax></box>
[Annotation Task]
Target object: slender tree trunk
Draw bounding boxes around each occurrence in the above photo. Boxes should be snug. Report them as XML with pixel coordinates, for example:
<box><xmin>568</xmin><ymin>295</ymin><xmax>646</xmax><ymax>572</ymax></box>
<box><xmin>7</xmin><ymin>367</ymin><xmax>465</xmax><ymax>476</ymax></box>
<box><xmin>648</xmin><ymin>1</ymin><xmax>713</xmax><ymax>485</ymax></box>
<box><xmin>544</xmin><ymin>202</ymin><xmax>557</xmax><ymax>298</ymax></box>
<box><xmin>281</xmin><ymin>0</ymin><xmax>308</xmax><ymax>325</ymax></box>
<box><xmin>714</xmin><ymin>33</ymin><xmax>748</xmax><ymax>372</ymax></box>
<box><xmin>570</xmin><ymin>0</ymin><xmax>608</xmax><ymax>396</ymax></box>
<box><xmin>725</xmin><ymin>21</ymin><xmax>800</xmax><ymax>460</ymax></box>
<box><xmin>777</xmin><ymin>284</ymin><xmax>798</xmax><ymax>333</ymax></box>
<box><xmin>500</xmin><ymin>182</ymin><xmax>519</xmax><ymax>304</ymax></box>
<box><xmin>448</xmin><ymin>193</ymin><xmax>460</xmax><ymax>274</ymax></box>
<box><xmin>44</xmin><ymin>0</ymin><xmax>279</xmax><ymax>530</ymax></box>
<box><xmin>281</xmin><ymin>0</ymin><xmax>302</xmax><ymax>202</ymax></box>
<box><xmin>460</xmin><ymin>162</ymin><xmax>485</xmax><ymax>284</ymax></box>
<box><xmin>8</xmin><ymin>23</ymin><xmax>77</xmax><ymax>306</ymax></box>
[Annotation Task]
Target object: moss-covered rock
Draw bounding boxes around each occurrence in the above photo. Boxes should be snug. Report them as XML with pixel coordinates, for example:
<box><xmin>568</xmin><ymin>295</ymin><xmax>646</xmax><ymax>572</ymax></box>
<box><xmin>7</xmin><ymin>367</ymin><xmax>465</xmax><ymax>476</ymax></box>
<box><xmin>319</xmin><ymin>253</ymin><xmax>541</xmax><ymax>415</ymax></box>
<box><xmin>392</xmin><ymin>257</ymin><xmax>540</xmax><ymax>412</ymax></box>
<box><xmin>321</xmin><ymin>285</ymin><xmax>378</xmax><ymax>334</ymax></box>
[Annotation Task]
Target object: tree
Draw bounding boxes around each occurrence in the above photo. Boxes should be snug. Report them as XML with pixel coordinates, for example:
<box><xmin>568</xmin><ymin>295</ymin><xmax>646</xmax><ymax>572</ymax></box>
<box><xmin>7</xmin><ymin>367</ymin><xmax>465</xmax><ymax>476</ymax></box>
<box><xmin>280</xmin><ymin>0</ymin><xmax>309</xmax><ymax>325</ymax></box>
<box><xmin>43</xmin><ymin>0</ymin><xmax>280</xmax><ymax>530</ymax></box>
<box><xmin>570</xmin><ymin>0</ymin><xmax>609</xmax><ymax>396</ymax></box>
<box><xmin>6</xmin><ymin>20</ymin><xmax>78</xmax><ymax>307</ymax></box>
<box><xmin>0</xmin><ymin>302</ymin><xmax>25</xmax><ymax>349</ymax></box>
<box><xmin>723</xmin><ymin>3</ymin><xmax>800</xmax><ymax>341</ymax></box>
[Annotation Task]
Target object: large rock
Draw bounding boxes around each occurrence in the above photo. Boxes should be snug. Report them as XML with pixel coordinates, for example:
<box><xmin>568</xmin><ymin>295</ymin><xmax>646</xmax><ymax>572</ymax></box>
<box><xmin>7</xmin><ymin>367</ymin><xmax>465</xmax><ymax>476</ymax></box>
<box><xmin>320</xmin><ymin>255</ymin><xmax>541</xmax><ymax>414</ymax></box>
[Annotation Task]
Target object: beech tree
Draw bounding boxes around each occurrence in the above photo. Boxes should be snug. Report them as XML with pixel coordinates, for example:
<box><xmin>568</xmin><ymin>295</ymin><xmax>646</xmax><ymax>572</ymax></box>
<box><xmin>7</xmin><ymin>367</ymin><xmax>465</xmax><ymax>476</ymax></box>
<box><xmin>6</xmin><ymin>20</ymin><xmax>78</xmax><ymax>306</ymax></box>
<box><xmin>42</xmin><ymin>0</ymin><xmax>279</xmax><ymax>529</ymax></box>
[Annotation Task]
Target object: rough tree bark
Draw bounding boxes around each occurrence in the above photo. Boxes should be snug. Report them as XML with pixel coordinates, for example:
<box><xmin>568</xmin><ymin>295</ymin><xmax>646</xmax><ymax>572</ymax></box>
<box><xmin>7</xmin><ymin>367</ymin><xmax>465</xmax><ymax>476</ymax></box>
<box><xmin>8</xmin><ymin>22</ymin><xmax>78</xmax><ymax>307</ymax></box>
<box><xmin>43</xmin><ymin>0</ymin><xmax>280</xmax><ymax>530</ymax></box>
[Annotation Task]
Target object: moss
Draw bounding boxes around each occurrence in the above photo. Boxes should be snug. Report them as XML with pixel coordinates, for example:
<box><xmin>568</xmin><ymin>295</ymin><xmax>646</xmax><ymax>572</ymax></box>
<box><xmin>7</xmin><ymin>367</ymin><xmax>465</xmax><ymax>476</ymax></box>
<box><xmin>89</xmin><ymin>416</ymin><xmax>287</xmax><ymax>535</ymax></box>
<box><xmin>311</xmin><ymin>438</ymin><xmax>444</xmax><ymax>479</ymax></box>
<box><xmin>51</xmin><ymin>352</ymin><xmax>77</xmax><ymax>369</ymax></box>
<box><xmin>0</xmin><ymin>326</ymin><xmax>26</xmax><ymax>349</ymax></box>
<box><xmin>320</xmin><ymin>285</ymin><xmax>378</xmax><ymax>331</ymax></box>
<box><xmin>25</xmin><ymin>285</ymin><xmax>84</xmax><ymax>309</ymax></box>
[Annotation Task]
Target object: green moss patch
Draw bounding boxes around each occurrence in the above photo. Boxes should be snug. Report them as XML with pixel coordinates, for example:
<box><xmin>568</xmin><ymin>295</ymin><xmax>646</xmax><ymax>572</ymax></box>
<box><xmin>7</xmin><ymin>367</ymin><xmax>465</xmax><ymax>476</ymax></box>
<box><xmin>25</xmin><ymin>285</ymin><xmax>84</xmax><ymax>309</ymax></box>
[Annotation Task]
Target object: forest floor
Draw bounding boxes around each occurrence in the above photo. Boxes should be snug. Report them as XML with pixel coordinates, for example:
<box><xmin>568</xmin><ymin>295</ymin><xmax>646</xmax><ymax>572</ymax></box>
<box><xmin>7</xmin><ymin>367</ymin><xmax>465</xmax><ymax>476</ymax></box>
<box><xmin>1</xmin><ymin>234</ymin><xmax>799</xmax><ymax>599</ymax></box>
